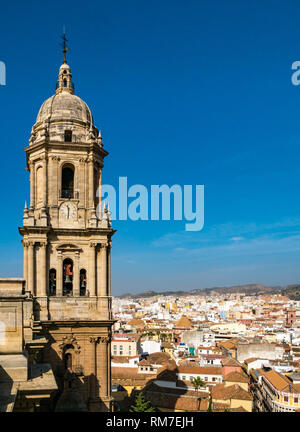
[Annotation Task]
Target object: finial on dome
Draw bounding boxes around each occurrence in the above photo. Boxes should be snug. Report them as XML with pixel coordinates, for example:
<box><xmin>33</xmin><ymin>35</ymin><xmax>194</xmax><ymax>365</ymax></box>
<box><xmin>61</xmin><ymin>26</ymin><xmax>68</xmax><ymax>64</ymax></box>
<box><xmin>56</xmin><ymin>29</ymin><xmax>74</xmax><ymax>95</ymax></box>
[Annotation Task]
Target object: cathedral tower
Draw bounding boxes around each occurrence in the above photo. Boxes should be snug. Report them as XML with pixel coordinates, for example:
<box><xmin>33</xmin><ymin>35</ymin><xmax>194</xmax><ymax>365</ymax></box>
<box><xmin>19</xmin><ymin>45</ymin><xmax>115</xmax><ymax>412</ymax></box>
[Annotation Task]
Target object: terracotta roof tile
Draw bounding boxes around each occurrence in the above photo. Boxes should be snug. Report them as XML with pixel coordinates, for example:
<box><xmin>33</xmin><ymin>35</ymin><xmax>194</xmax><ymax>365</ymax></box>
<box><xmin>177</xmin><ymin>365</ymin><xmax>223</xmax><ymax>376</ymax></box>
<box><xmin>211</xmin><ymin>383</ymin><xmax>253</xmax><ymax>401</ymax></box>
<box><xmin>174</xmin><ymin>315</ymin><xmax>194</xmax><ymax>329</ymax></box>
<box><xmin>224</xmin><ymin>371</ymin><xmax>249</xmax><ymax>383</ymax></box>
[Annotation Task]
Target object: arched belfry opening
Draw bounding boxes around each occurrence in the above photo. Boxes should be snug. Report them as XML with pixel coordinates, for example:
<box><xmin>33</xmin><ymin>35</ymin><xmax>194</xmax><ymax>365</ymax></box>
<box><xmin>61</xmin><ymin>165</ymin><xmax>74</xmax><ymax>198</ymax></box>
<box><xmin>63</xmin><ymin>258</ymin><xmax>73</xmax><ymax>296</ymax></box>
<box><xmin>49</xmin><ymin>269</ymin><xmax>56</xmax><ymax>296</ymax></box>
<box><xmin>80</xmin><ymin>269</ymin><xmax>87</xmax><ymax>296</ymax></box>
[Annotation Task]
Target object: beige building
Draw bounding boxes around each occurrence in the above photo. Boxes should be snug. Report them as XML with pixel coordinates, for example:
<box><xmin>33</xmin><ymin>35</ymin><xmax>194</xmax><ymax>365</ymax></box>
<box><xmin>111</xmin><ymin>337</ymin><xmax>138</xmax><ymax>357</ymax></box>
<box><xmin>1</xmin><ymin>45</ymin><xmax>115</xmax><ymax>412</ymax></box>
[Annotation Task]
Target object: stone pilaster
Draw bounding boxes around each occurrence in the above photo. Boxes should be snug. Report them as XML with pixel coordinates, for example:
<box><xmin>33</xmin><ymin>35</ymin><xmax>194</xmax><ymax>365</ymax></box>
<box><xmin>98</xmin><ymin>336</ymin><xmax>109</xmax><ymax>398</ymax></box>
<box><xmin>27</xmin><ymin>241</ymin><xmax>35</xmax><ymax>295</ymax></box>
<box><xmin>39</xmin><ymin>241</ymin><xmax>47</xmax><ymax>297</ymax></box>
<box><xmin>107</xmin><ymin>241</ymin><xmax>111</xmax><ymax>297</ymax></box>
<box><xmin>29</xmin><ymin>161</ymin><xmax>35</xmax><ymax>210</ymax></box>
<box><xmin>99</xmin><ymin>243</ymin><xmax>107</xmax><ymax>297</ymax></box>
<box><xmin>88</xmin><ymin>336</ymin><xmax>100</xmax><ymax>410</ymax></box>
<box><xmin>73</xmin><ymin>251</ymin><xmax>80</xmax><ymax>296</ymax></box>
<box><xmin>89</xmin><ymin>242</ymin><xmax>97</xmax><ymax>296</ymax></box>
<box><xmin>88</xmin><ymin>157</ymin><xmax>94</xmax><ymax>210</ymax></box>
<box><xmin>56</xmin><ymin>251</ymin><xmax>63</xmax><ymax>296</ymax></box>
<box><xmin>22</xmin><ymin>240</ymin><xmax>28</xmax><ymax>284</ymax></box>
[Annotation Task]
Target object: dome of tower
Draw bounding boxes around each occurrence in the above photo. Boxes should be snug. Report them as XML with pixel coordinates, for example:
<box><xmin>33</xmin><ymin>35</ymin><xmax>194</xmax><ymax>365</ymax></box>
<box><xmin>30</xmin><ymin>59</ymin><xmax>101</xmax><ymax>146</ymax></box>
<box><xmin>36</xmin><ymin>91</ymin><xmax>93</xmax><ymax>125</ymax></box>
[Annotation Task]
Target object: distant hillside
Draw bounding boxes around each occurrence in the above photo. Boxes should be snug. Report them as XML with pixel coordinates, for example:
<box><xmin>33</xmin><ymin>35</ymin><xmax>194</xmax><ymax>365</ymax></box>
<box><xmin>117</xmin><ymin>284</ymin><xmax>283</xmax><ymax>299</ymax></box>
<box><xmin>281</xmin><ymin>285</ymin><xmax>300</xmax><ymax>301</ymax></box>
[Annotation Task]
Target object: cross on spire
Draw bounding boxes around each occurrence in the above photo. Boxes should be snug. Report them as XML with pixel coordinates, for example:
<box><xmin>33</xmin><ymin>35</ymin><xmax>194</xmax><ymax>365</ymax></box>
<box><xmin>61</xmin><ymin>26</ymin><xmax>69</xmax><ymax>64</ymax></box>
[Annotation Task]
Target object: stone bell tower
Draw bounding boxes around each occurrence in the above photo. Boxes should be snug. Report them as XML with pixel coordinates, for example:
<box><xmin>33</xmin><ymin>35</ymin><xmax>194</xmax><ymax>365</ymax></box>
<box><xmin>18</xmin><ymin>41</ymin><xmax>115</xmax><ymax>412</ymax></box>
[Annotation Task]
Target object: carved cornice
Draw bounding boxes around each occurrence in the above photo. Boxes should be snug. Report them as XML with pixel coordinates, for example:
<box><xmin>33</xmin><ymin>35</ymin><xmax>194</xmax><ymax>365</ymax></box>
<box><xmin>56</xmin><ymin>244</ymin><xmax>82</xmax><ymax>252</ymax></box>
<box><xmin>89</xmin><ymin>335</ymin><xmax>111</xmax><ymax>344</ymax></box>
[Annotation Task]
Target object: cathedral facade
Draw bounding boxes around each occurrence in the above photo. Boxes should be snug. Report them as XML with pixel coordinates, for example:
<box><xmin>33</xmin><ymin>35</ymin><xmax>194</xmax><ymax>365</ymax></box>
<box><xmin>17</xmin><ymin>53</ymin><xmax>115</xmax><ymax>411</ymax></box>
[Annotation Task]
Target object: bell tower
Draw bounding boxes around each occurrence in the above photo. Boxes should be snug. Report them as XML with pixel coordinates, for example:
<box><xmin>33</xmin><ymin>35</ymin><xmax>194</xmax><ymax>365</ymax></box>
<box><xmin>19</xmin><ymin>40</ymin><xmax>115</xmax><ymax>412</ymax></box>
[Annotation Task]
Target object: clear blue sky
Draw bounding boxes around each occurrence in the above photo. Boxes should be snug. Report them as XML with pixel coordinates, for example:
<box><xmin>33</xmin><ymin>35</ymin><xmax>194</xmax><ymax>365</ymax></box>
<box><xmin>1</xmin><ymin>0</ymin><xmax>300</xmax><ymax>295</ymax></box>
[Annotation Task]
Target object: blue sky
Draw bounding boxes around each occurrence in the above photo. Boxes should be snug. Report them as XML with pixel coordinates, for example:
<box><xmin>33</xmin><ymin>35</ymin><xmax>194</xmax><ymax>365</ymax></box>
<box><xmin>1</xmin><ymin>0</ymin><xmax>300</xmax><ymax>294</ymax></box>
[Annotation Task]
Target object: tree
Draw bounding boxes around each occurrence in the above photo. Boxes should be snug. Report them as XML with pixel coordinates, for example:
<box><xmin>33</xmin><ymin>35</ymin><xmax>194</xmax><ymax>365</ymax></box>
<box><xmin>191</xmin><ymin>376</ymin><xmax>205</xmax><ymax>398</ymax></box>
<box><xmin>129</xmin><ymin>392</ymin><xmax>156</xmax><ymax>412</ymax></box>
<box><xmin>207</xmin><ymin>399</ymin><xmax>213</xmax><ymax>412</ymax></box>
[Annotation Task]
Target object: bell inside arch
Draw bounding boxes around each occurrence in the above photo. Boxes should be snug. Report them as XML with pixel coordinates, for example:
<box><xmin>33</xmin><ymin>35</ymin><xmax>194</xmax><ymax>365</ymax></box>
<box><xmin>65</xmin><ymin>274</ymin><xmax>72</xmax><ymax>283</ymax></box>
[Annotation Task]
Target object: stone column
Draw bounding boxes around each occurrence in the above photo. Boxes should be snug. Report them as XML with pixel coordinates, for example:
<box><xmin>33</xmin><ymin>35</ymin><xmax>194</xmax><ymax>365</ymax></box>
<box><xmin>107</xmin><ymin>241</ymin><xmax>111</xmax><ymax>297</ymax></box>
<box><xmin>99</xmin><ymin>337</ymin><xmax>109</xmax><ymax>398</ymax></box>
<box><xmin>39</xmin><ymin>241</ymin><xmax>47</xmax><ymax>296</ymax></box>
<box><xmin>42</xmin><ymin>155</ymin><xmax>48</xmax><ymax>205</ymax></box>
<box><xmin>88</xmin><ymin>157</ymin><xmax>94</xmax><ymax>210</ymax></box>
<box><xmin>89</xmin><ymin>337</ymin><xmax>100</xmax><ymax>400</ymax></box>
<box><xmin>84</xmin><ymin>159</ymin><xmax>88</xmax><ymax>209</ymax></box>
<box><xmin>99</xmin><ymin>243</ymin><xmax>107</xmax><ymax>297</ymax></box>
<box><xmin>107</xmin><ymin>333</ymin><xmax>112</xmax><ymax>398</ymax></box>
<box><xmin>96</xmin><ymin>245</ymin><xmax>101</xmax><ymax>297</ymax></box>
<box><xmin>48</xmin><ymin>156</ymin><xmax>55</xmax><ymax>206</ymax></box>
<box><xmin>73</xmin><ymin>251</ymin><xmax>80</xmax><ymax>296</ymax></box>
<box><xmin>23</xmin><ymin>240</ymin><xmax>28</xmax><ymax>284</ymax></box>
<box><xmin>27</xmin><ymin>241</ymin><xmax>35</xmax><ymax>295</ymax></box>
<box><xmin>78</xmin><ymin>158</ymin><xmax>85</xmax><ymax>209</ymax></box>
<box><xmin>89</xmin><ymin>242</ymin><xmax>96</xmax><ymax>296</ymax></box>
<box><xmin>99</xmin><ymin>168</ymin><xmax>102</xmax><ymax>213</ymax></box>
<box><xmin>29</xmin><ymin>161</ymin><xmax>35</xmax><ymax>209</ymax></box>
<box><xmin>56</xmin><ymin>252</ymin><xmax>63</xmax><ymax>296</ymax></box>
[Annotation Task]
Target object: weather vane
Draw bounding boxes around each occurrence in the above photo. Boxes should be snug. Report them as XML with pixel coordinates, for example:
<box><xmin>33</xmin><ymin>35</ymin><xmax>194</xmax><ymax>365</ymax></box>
<box><xmin>61</xmin><ymin>25</ymin><xmax>69</xmax><ymax>64</ymax></box>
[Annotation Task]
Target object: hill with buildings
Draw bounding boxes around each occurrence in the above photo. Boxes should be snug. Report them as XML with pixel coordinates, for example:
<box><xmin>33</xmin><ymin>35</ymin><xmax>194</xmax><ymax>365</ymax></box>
<box><xmin>281</xmin><ymin>285</ymin><xmax>300</xmax><ymax>301</ymax></box>
<box><xmin>118</xmin><ymin>284</ymin><xmax>283</xmax><ymax>299</ymax></box>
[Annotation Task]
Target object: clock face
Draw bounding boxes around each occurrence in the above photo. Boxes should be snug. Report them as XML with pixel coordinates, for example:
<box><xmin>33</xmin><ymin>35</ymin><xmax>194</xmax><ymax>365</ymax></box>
<box><xmin>60</xmin><ymin>202</ymin><xmax>77</xmax><ymax>221</ymax></box>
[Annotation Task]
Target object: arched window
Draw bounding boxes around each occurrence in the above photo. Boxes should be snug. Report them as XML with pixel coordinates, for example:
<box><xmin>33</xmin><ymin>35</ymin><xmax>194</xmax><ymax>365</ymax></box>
<box><xmin>63</xmin><ymin>78</ymin><xmax>67</xmax><ymax>87</ymax></box>
<box><xmin>80</xmin><ymin>269</ymin><xmax>87</xmax><ymax>296</ymax></box>
<box><xmin>63</xmin><ymin>258</ymin><xmax>73</xmax><ymax>296</ymax></box>
<box><xmin>64</xmin><ymin>353</ymin><xmax>72</xmax><ymax>370</ymax></box>
<box><xmin>61</xmin><ymin>165</ymin><xmax>74</xmax><ymax>198</ymax></box>
<box><xmin>49</xmin><ymin>269</ymin><xmax>56</xmax><ymax>296</ymax></box>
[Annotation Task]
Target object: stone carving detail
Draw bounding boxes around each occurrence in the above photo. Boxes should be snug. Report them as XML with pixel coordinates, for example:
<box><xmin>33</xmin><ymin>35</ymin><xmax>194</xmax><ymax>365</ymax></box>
<box><xmin>59</xmin><ymin>334</ymin><xmax>81</xmax><ymax>354</ymax></box>
<box><xmin>89</xmin><ymin>242</ymin><xmax>98</xmax><ymax>248</ymax></box>
<box><xmin>89</xmin><ymin>335</ymin><xmax>111</xmax><ymax>344</ymax></box>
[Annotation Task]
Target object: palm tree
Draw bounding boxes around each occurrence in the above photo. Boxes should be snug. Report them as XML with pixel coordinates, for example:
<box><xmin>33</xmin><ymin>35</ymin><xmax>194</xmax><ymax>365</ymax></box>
<box><xmin>191</xmin><ymin>376</ymin><xmax>205</xmax><ymax>410</ymax></box>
